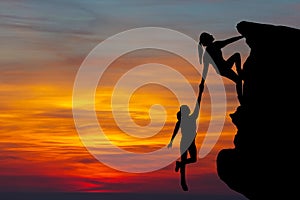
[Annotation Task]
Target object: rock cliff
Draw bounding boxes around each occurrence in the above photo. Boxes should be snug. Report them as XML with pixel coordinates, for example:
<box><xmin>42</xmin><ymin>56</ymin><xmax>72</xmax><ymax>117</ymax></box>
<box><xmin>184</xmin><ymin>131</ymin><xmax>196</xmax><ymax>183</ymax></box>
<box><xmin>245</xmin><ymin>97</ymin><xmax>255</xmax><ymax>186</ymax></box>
<box><xmin>217</xmin><ymin>21</ymin><xmax>300</xmax><ymax>199</ymax></box>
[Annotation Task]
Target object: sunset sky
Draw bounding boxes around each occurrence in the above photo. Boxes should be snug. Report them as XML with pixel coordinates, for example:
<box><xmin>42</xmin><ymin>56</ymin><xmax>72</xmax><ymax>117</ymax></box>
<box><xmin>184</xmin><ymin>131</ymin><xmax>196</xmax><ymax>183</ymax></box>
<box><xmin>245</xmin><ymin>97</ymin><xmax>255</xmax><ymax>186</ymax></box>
<box><xmin>1</xmin><ymin>0</ymin><xmax>299</xmax><ymax>199</ymax></box>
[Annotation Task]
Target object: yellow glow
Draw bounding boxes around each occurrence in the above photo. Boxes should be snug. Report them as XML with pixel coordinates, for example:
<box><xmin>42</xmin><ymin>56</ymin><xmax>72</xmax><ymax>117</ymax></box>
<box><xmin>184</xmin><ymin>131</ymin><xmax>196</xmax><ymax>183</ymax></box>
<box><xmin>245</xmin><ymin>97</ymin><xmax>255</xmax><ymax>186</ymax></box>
<box><xmin>0</xmin><ymin>52</ymin><xmax>242</xmax><ymax>191</ymax></box>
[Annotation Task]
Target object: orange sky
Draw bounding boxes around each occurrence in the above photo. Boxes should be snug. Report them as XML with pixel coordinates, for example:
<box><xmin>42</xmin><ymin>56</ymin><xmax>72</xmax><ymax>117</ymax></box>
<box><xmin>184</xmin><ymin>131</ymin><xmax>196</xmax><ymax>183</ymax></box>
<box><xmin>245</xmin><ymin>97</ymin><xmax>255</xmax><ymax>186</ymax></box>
<box><xmin>0</xmin><ymin>47</ymin><xmax>243</xmax><ymax>194</ymax></box>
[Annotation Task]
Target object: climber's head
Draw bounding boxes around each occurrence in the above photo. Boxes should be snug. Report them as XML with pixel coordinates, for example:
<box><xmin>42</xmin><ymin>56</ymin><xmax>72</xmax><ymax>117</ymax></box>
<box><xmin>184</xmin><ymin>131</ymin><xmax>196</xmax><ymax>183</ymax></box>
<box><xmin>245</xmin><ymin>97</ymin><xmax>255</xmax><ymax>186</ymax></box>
<box><xmin>180</xmin><ymin>105</ymin><xmax>190</xmax><ymax>118</ymax></box>
<box><xmin>199</xmin><ymin>32</ymin><xmax>214</xmax><ymax>47</ymax></box>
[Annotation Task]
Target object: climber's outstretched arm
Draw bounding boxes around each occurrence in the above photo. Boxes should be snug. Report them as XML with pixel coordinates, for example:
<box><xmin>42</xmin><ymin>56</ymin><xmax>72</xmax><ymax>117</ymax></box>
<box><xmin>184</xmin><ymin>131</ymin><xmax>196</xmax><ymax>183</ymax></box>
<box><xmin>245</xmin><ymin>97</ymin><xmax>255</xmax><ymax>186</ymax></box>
<box><xmin>190</xmin><ymin>83</ymin><xmax>204</xmax><ymax>120</ymax></box>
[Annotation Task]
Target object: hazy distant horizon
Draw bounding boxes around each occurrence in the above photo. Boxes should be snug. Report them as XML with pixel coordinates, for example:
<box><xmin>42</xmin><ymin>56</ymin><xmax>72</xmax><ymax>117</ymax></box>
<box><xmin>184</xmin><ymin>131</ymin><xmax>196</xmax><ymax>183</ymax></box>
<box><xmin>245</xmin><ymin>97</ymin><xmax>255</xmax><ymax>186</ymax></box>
<box><xmin>0</xmin><ymin>192</ymin><xmax>247</xmax><ymax>200</ymax></box>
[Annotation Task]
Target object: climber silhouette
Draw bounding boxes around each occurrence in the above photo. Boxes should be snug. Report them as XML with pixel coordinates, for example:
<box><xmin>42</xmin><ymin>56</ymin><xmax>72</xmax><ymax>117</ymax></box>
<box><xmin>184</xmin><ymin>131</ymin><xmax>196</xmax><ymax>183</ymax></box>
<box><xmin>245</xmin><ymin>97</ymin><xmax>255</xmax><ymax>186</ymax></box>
<box><xmin>198</xmin><ymin>32</ymin><xmax>244</xmax><ymax>104</ymax></box>
<box><xmin>167</xmin><ymin>82</ymin><xmax>204</xmax><ymax>191</ymax></box>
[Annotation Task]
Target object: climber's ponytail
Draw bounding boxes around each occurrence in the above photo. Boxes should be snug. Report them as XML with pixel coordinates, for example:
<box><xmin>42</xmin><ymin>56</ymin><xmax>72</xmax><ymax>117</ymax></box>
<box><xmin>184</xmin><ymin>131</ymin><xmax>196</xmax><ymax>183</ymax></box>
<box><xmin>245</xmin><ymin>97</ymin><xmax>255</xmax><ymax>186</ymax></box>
<box><xmin>198</xmin><ymin>42</ymin><xmax>204</xmax><ymax>65</ymax></box>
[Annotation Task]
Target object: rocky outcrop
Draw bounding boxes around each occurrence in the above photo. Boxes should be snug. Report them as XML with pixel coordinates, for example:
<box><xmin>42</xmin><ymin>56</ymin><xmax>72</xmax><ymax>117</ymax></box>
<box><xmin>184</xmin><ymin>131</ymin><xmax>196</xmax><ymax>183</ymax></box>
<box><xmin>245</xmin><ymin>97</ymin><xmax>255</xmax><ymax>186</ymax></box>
<box><xmin>217</xmin><ymin>21</ymin><xmax>300</xmax><ymax>199</ymax></box>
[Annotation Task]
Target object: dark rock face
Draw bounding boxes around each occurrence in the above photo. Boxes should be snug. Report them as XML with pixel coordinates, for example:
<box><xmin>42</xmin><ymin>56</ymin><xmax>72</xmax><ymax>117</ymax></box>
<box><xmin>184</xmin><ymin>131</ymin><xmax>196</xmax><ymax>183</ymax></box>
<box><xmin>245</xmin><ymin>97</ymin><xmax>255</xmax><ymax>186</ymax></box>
<box><xmin>217</xmin><ymin>21</ymin><xmax>300</xmax><ymax>199</ymax></box>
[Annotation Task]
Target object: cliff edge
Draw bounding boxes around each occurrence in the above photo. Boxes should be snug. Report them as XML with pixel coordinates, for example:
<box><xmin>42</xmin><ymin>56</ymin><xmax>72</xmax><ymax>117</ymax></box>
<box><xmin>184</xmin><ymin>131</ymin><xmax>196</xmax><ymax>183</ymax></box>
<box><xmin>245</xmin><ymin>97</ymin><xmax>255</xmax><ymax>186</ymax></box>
<box><xmin>217</xmin><ymin>21</ymin><xmax>300</xmax><ymax>199</ymax></box>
